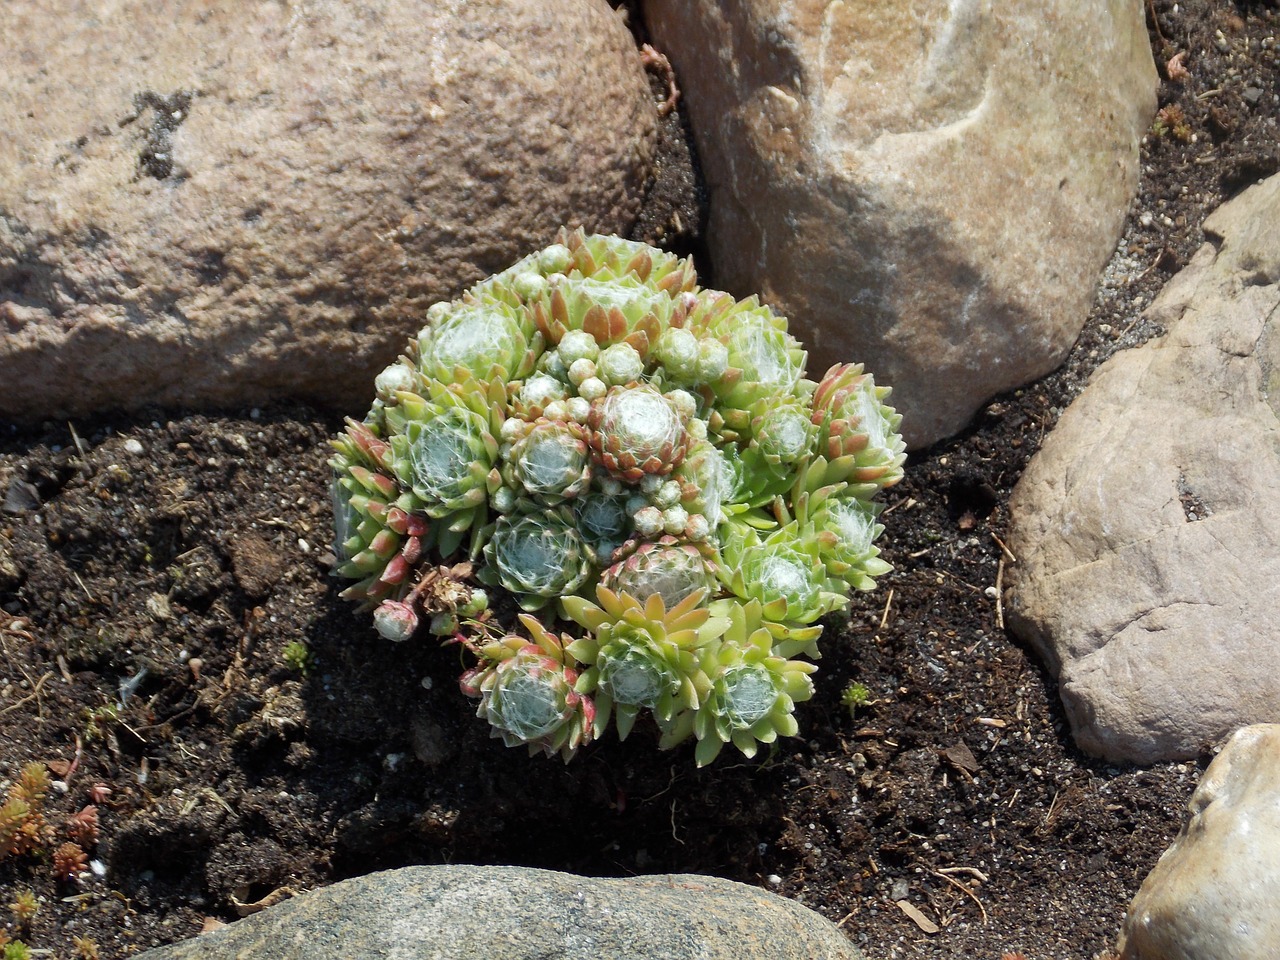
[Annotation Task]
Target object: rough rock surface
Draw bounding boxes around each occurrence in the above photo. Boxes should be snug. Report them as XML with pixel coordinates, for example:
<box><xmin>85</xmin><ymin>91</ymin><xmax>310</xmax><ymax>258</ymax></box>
<box><xmin>1118</xmin><ymin>724</ymin><xmax>1280</xmax><ymax>960</ymax></box>
<box><xmin>0</xmin><ymin>0</ymin><xmax>654</xmax><ymax>420</ymax></box>
<box><xmin>1005</xmin><ymin>172</ymin><xmax>1280</xmax><ymax>763</ymax></box>
<box><xmin>645</xmin><ymin>0</ymin><xmax>1156</xmax><ymax>448</ymax></box>
<box><xmin>130</xmin><ymin>865</ymin><xmax>864</xmax><ymax>960</ymax></box>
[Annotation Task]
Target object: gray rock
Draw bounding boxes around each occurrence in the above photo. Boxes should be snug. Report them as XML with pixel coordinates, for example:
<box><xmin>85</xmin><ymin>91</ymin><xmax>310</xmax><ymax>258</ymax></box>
<box><xmin>1005</xmin><ymin>172</ymin><xmax>1280</xmax><ymax>763</ymax></box>
<box><xmin>1118</xmin><ymin>724</ymin><xmax>1280</xmax><ymax>960</ymax></box>
<box><xmin>132</xmin><ymin>864</ymin><xmax>864</xmax><ymax>960</ymax></box>
<box><xmin>0</xmin><ymin>0</ymin><xmax>654</xmax><ymax>421</ymax></box>
<box><xmin>645</xmin><ymin>0</ymin><xmax>1156</xmax><ymax>447</ymax></box>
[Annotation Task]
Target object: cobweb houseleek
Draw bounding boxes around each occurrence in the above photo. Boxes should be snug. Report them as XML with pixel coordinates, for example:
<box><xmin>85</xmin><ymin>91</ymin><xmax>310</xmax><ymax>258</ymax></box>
<box><xmin>331</xmin><ymin>229</ymin><xmax>904</xmax><ymax>765</ymax></box>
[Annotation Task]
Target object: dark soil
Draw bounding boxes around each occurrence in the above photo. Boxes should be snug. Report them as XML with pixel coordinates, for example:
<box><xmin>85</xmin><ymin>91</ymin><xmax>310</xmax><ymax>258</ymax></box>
<box><xmin>2</xmin><ymin>3</ymin><xmax>1277</xmax><ymax>958</ymax></box>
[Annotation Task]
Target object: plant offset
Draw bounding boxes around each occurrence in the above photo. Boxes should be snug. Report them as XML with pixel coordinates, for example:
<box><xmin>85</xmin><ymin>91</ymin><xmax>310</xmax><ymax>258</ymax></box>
<box><xmin>331</xmin><ymin>231</ymin><xmax>904</xmax><ymax>765</ymax></box>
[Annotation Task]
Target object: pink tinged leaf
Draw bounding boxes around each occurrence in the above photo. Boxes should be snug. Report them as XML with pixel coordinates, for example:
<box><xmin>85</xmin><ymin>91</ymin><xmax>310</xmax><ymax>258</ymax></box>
<box><xmin>349</xmin><ymin>422</ymin><xmax>392</xmax><ymax>463</ymax></box>
<box><xmin>385</xmin><ymin>506</ymin><xmax>410</xmax><ymax>534</ymax></box>
<box><xmin>626</xmin><ymin>250</ymin><xmax>652</xmax><ymax>281</ymax></box>
<box><xmin>458</xmin><ymin>667</ymin><xmax>485</xmax><ymax>697</ymax></box>
<box><xmin>364</xmin><ymin>578</ymin><xmax>395</xmax><ymax>601</ymax></box>
<box><xmin>582</xmin><ymin>305</ymin><xmax>611</xmax><ymax>344</ymax></box>
<box><xmin>551</xmin><ymin>287</ymin><xmax>570</xmax><ymax>329</ymax></box>
<box><xmin>369</xmin><ymin>471</ymin><xmax>399</xmax><ymax>499</ymax></box>
<box><xmin>574</xmin><ymin>244</ymin><xmax>597</xmax><ymax>276</ymax></box>
<box><xmin>373</xmin><ymin>599</ymin><xmax>419</xmax><ymax>641</ymax></box>
<box><xmin>624</xmin><ymin>329</ymin><xmax>650</xmax><ymax>356</ymax></box>
<box><xmin>379</xmin><ymin>553</ymin><xmax>410</xmax><ymax>585</ymax></box>
<box><xmin>367</xmin><ymin>529</ymin><xmax>399</xmax><ymax>558</ymax></box>
<box><xmin>852</xmin><ymin>465</ymin><xmax>889</xmax><ymax>483</ymax></box>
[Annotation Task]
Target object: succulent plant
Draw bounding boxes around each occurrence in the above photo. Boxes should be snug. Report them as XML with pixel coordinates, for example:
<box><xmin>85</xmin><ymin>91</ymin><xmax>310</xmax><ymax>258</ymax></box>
<box><xmin>659</xmin><ymin>599</ymin><xmax>818</xmax><ymax>766</ymax></box>
<box><xmin>810</xmin><ymin>363</ymin><xmax>907</xmax><ymax>497</ymax></box>
<box><xmin>330</xmin><ymin>420</ymin><xmax>430</xmax><ymax>606</ymax></box>
<box><xmin>459</xmin><ymin>620</ymin><xmax>594</xmax><ymax>762</ymax></box>
<box><xmin>599</xmin><ymin>536</ymin><xmax>718</xmax><ymax>611</ymax></box>
<box><xmin>384</xmin><ymin>378</ymin><xmax>504</xmax><ymax>557</ymax></box>
<box><xmin>332</xmin><ymin>229</ymin><xmax>904</xmax><ymax>765</ymax></box>
<box><xmin>588</xmin><ymin>383</ymin><xmax>690</xmax><ymax>482</ymax></box>
<box><xmin>482</xmin><ymin>509</ymin><xmax>593</xmax><ymax>611</ymax></box>
<box><xmin>562</xmin><ymin>587</ymin><xmax>728</xmax><ymax>741</ymax></box>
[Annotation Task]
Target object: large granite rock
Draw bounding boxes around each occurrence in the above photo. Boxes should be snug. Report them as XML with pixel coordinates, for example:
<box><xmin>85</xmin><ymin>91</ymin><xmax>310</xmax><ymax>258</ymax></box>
<box><xmin>1118</xmin><ymin>724</ymin><xmax>1280</xmax><ymax>960</ymax></box>
<box><xmin>0</xmin><ymin>0</ymin><xmax>654</xmax><ymax>420</ymax></box>
<box><xmin>131</xmin><ymin>865</ymin><xmax>864</xmax><ymax>960</ymax></box>
<box><xmin>645</xmin><ymin>0</ymin><xmax>1156</xmax><ymax>448</ymax></box>
<box><xmin>1005</xmin><ymin>173</ymin><xmax>1280</xmax><ymax>763</ymax></box>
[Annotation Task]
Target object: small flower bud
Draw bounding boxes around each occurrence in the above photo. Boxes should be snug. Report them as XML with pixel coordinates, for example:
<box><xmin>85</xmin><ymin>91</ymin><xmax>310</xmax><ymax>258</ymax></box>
<box><xmin>513</xmin><ymin>271</ymin><xmax>548</xmax><ymax>302</ymax></box>
<box><xmin>539</xmin><ymin>243</ymin><xmax>573</xmax><ymax>274</ymax></box>
<box><xmin>459</xmin><ymin>588</ymin><xmax>490</xmax><ymax>617</ymax></box>
<box><xmin>634</xmin><ymin>506</ymin><xmax>664</xmax><ymax>538</ymax></box>
<box><xmin>685</xmin><ymin>513</ymin><xmax>711</xmax><ymax>541</ymax></box>
<box><xmin>655</xmin><ymin>480</ymin><xmax>682</xmax><ymax>509</ymax></box>
<box><xmin>375</xmin><ymin>362</ymin><xmax>415</xmax><ymax>400</ymax></box>
<box><xmin>696</xmin><ymin>338</ymin><xmax>729</xmax><ymax>382</ymax></box>
<box><xmin>567</xmin><ymin>357</ymin><xmax>597</xmax><ymax>386</ymax></box>
<box><xmin>374</xmin><ymin>600</ymin><xmax>419</xmax><ymax>642</ymax></box>
<box><xmin>460</xmin><ymin>586</ymin><xmax>488</xmax><ymax>616</ymax></box>
<box><xmin>558</xmin><ymin>330</ymin><xmax>600</xmax><ymax>366</ymax></box>
<box><xmin>640</xmin><ymin>473</ymin><xmax>663</xmax><ymax>496</ymax></box>
<box><xmin>665</xmin><ymin>389</ymin><xmax>697</xmax><ymax>422</ymax></box>
<box><xmin>429</xmin><ymin>611</ymin><xmax>459</xmax><ymax>636</ymax></box>
<box><xmin>597</xmin><ymin>343</ymin><xmax>644</xmax><ymax>385</ymax></box>
<box><xmin>578</xmin><ymin>376</ymin><xmax>607</xmax><ymax>401</ymax></box>
<box><xmin>566</xmin><ymin>397</ymin><xmax>591</xmax><ymax>423</ymax></box>
<box><xmin>662</xmin><ymin>506</ymin><xmax>689</xmax><ymax>536</ymax></box>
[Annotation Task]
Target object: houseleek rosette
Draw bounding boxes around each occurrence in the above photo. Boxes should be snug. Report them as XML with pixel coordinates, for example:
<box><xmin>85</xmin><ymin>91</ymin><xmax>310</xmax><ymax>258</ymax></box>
<box><xmin>562</xmin><ymin>587</ymin><xmax>728</xmax><ymax>741</ymax></box>
<box><xmin>482</xmin><ymin>510</ymin><xmax>592</xmax><ymax>611</ymax></box>
<box><xmin>331</xmin><ymin>228</ymin><xmax>905</xmax><ymax>765</ymax></box>
<box><xmin>460</xmin><ymin>619</ymin><xmax>594</xmax><ymax>761</ymax></box>
<box><xmin>658</xmin><ymin>600</ymin><xmax>818</xmax><ymax>766</ymax></box>
<box><xmin>811</xmin><ymin>363</ymin><xmax>907</xmax><ymax>496</ymax></box>
<box><xmin>330</xmin><ymin>420</ymin><xmax>430</xmax><ymax>606</ymax></box>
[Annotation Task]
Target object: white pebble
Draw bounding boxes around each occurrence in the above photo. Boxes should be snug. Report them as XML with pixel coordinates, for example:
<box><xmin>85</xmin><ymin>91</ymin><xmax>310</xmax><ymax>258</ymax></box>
<box><xmin>123</xmin><ymin>438</ymin><xmax>145</xmax><ymax>455</ymax></box>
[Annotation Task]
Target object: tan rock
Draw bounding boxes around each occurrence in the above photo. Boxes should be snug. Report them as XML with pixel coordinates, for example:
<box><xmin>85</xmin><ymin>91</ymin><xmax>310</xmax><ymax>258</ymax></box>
<box><xmin>132</xmin><ymin>864</ymin><xmax>864</xmax><ymax>959</ymax></box>
<box><xmin>1005</xmin><ymin>173</ymin><xmax>1280</xmax><ymax>763</ymax></box>
<box><xmin>0</xmin><ymin>0</ymin><xmax>654</xmax><ymax>420</ymax></box>
<box><xmin>1118</xmin><ymin>725</ymin><xmax>1280</xmax><ymax>960</ymax></box>
<box><xmin>645</xmin><ymin>0</ymin><xmax>1156</xmax><ymax>447</ymax></box>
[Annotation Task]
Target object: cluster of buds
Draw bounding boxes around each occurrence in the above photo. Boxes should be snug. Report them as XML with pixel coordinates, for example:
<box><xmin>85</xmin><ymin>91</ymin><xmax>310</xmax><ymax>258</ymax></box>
<box><xmin>332</xmin><ymin>230</ymin><xmax>904</xmax><ymax>764</ymax></box>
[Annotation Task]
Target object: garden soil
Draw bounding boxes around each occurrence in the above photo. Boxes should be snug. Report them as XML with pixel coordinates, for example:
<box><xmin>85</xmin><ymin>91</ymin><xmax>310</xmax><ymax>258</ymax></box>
<box><xmin>2</xmin><ymin>3</ymin><xmax>1277</xmax><ymax>957</ymax></box>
